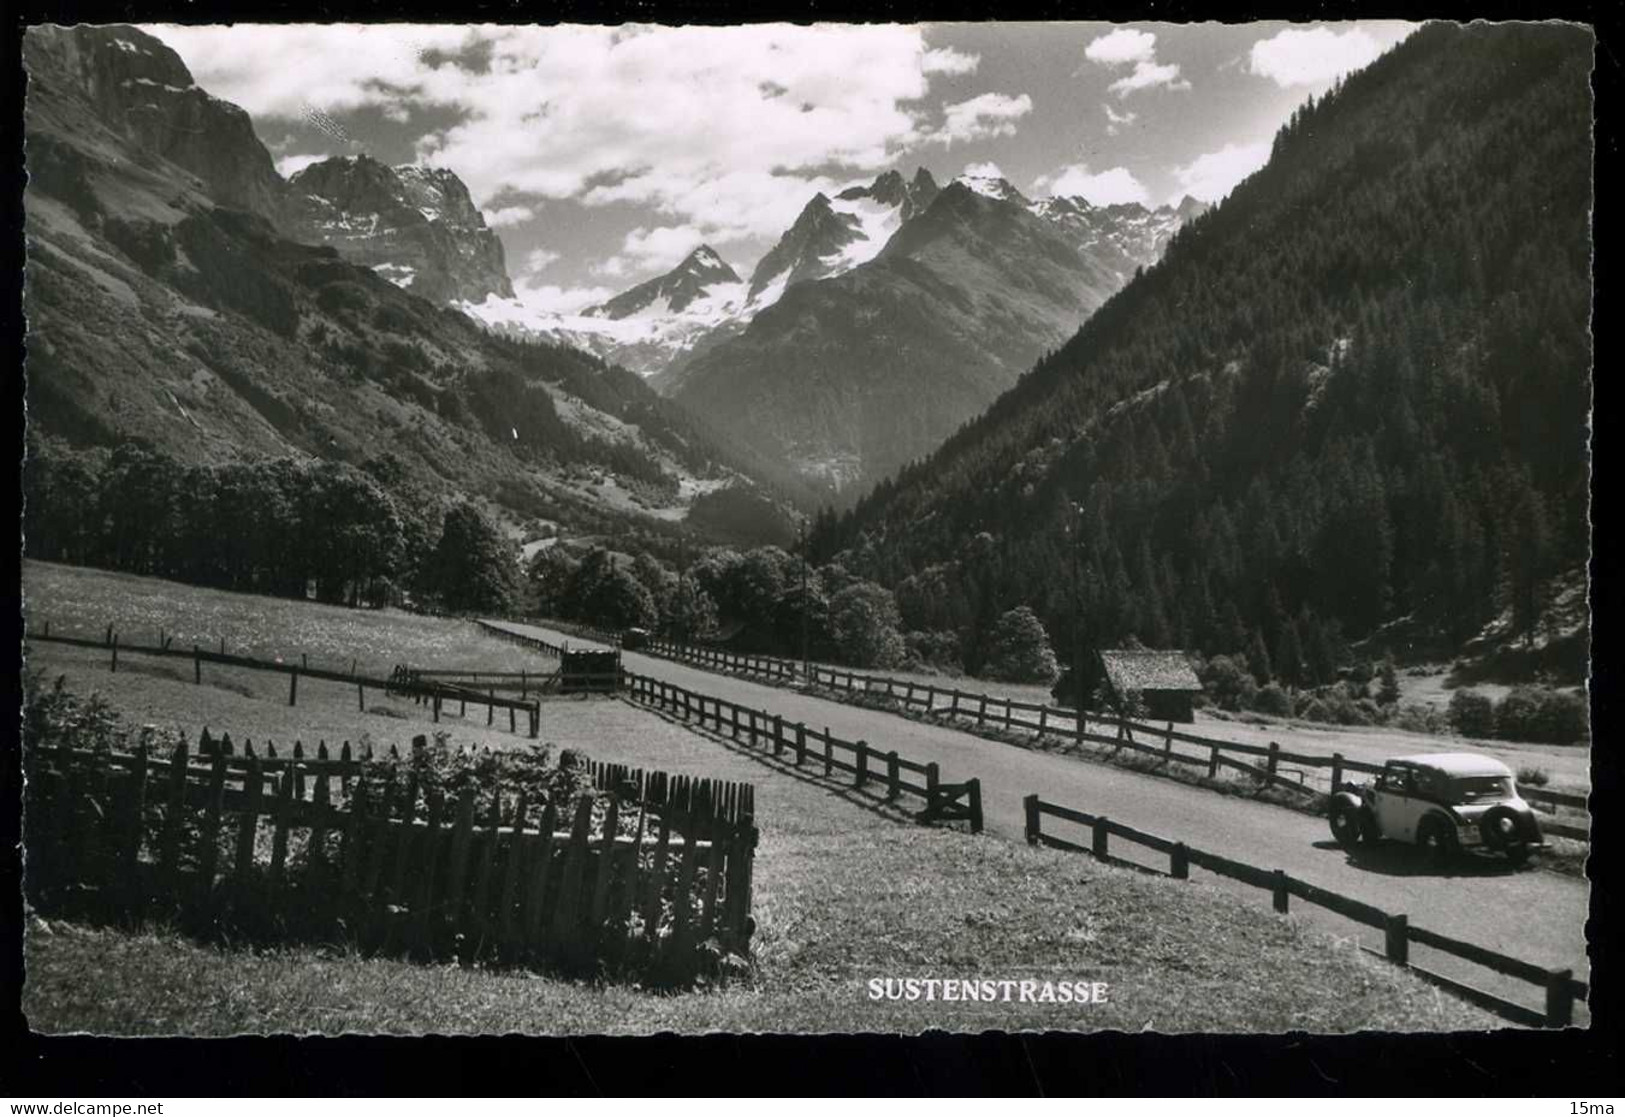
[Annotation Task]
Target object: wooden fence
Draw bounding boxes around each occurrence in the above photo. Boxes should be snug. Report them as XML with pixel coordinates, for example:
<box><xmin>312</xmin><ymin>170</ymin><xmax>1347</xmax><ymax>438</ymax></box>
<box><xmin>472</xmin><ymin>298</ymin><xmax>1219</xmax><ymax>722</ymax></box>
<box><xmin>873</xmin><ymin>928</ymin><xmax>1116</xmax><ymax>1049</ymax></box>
<box><xmin>478</xmin><ymin>620</ymin><xmax>983</xmax><ymax>833</ymax></box>
<box><xmin>24</xmin><ymin>730</ymin><xmax>756</xmax><ymax>978</ymax></box>
<box><xmin>621</xmin><ymin>632</ymin><xmax>1588</xmax><ymax>841</ymax></box>
<box><xmin>25</xmin><ymin>623</ymin><xmax>543</xmax><ymax>738</ymax></box>
<box><xmin>1024</xmin><ymin>794</ymin><xmax>1586</xmax><ymax>1028</ymax></box>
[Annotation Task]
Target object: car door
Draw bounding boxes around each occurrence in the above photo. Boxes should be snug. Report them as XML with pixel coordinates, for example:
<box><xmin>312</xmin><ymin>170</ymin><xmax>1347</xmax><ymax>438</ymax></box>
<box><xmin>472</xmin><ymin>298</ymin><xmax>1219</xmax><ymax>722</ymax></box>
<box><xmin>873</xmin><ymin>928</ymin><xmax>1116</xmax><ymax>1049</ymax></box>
<box><xmin>1372</xmin><ymin>763</ymin><xmax>1423</xmax><ymax>841</ymax></box>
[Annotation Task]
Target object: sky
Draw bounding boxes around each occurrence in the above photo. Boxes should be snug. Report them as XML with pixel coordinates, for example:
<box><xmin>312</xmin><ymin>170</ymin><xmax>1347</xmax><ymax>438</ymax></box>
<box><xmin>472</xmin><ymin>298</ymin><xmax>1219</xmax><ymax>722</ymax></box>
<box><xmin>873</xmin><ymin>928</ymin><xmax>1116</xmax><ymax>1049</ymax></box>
<box><xmin>146</xmin><ymin>20</ymin><xmax>1416</xmax><ymax>315</ymax></box>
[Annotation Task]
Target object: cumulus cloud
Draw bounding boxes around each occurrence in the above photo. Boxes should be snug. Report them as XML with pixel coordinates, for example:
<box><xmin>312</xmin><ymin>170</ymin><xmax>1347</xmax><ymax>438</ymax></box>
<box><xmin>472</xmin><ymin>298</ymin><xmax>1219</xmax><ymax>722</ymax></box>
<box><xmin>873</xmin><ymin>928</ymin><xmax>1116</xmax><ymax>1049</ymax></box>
<box><xmin>1248</xmin><ymin>26</ymin><xmax>1384</xmax><ymax>88</ymax></box>
<box><xmin>1033</xmin><ymin>163</ymin><xmax>1151</xmax><ymax>206</ymax></box>
<box><xmin>1084</xmin><ymin>28</ymin><xmax>1157</xmax><ymax>65</ymax></box>
<box><xmin>961</xmin><ymin>161</ymin><xmax>1006</xmax><ymax>180</ymax></box>
<box><xmin>1102</xmin><ymin>103</ymin><xmax>1138</xmax><ymax>135</ymax></box>
<box><xmin>520</xmin><ymin>246</ymin><xmax>561</xmax><ymax>274</ymax></box>
<box><xmin>150</xmin><ymin>23</ymin><xmax>966</xmax><ymax>247</ymax></box>
<box><xmin>923</xmin><ymin>46</ymin><xmax>980</xmax><ymax>75</ymax></box>
<box><xmin>486</xmin><ymin>204</ymin><xmax>536</xmax><ymax>228</ymax></box>
<box><xmin>275</xmin><ymin>152</ymin><xmax>329</xmax><ymax>178</ymax></box>
<box><xmin>931</xmin><ymin>92</ymin><xmax>1034</xmax><ymax>145</ymax></box>
<box><xmin>1083</xmin><ymin>27</ymin><xmax>1190</xmax><ymax>97</ymax></box>
<box><xmin>1109</xmin><ymin>61</ymin><xmax>1190</xmax><ymax>96</ymax></box>
<box><xmin>1171</xmin><ymin>140</ymin><xmax>1271</xmax><ymax>203</ymax></box>
<box><xmin>510</xmin><ymin>280</ymin><xmax>614</xmax><ymax>315</ymax></box>
<box><xmin>594</xmin><ymin>225</ymin><xmax>710</xmax><ymax>278</ymax></box>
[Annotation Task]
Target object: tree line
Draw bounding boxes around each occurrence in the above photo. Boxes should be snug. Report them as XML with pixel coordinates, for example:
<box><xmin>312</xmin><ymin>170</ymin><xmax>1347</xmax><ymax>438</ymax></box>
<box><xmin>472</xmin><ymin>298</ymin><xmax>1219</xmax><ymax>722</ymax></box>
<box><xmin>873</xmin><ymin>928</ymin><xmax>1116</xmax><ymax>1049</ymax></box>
<box><xmin>23</xmin><ymin>438</ymin><xmax>519</xmax><ymax>615</ymax></box>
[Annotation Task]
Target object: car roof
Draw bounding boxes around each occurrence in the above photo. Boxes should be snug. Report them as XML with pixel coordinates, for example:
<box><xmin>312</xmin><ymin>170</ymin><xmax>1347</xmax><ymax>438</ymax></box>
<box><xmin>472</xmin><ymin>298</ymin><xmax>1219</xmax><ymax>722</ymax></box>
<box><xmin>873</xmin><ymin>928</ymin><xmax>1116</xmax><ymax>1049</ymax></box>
<box><xmin>1390</xmin><ymin>752</ymin><xmax>1514</xmax><ymax>777</ymax></box>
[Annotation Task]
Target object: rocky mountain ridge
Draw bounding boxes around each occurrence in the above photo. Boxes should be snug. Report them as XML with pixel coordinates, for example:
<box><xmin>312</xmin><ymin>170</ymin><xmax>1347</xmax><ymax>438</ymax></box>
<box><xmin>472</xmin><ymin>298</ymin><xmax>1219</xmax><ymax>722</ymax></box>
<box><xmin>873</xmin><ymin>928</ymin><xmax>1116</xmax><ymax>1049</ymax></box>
<box><xmin>284</xmin><ymin>154</ymin><xmax>515</xmax><ymax>305</ymax></box>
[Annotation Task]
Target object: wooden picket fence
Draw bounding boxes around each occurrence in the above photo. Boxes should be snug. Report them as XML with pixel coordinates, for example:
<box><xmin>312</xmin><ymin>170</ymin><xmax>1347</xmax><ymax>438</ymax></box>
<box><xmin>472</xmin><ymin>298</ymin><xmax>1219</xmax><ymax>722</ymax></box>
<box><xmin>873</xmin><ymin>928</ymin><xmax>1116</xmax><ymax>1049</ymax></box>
<box><xmin>622</xmin><ymin>631</ymin><xmax>1589</xmax><ymax>841</ymax></box>
<box><xmin>26</xmin><ymin>622</ymin><xmax>544</xmax><ymax>737</ymax></box>
<box><xmin>1024</xmin><ymin>794</ymin><xmax>1586</xmax><ymax>1027</ymax></box>
<box><xmin>477</xmin><ymin>619</ymin><xmax>983</xmax><ymax>832</ymax></box>
<box><xmin>23</xmin><ymin>730</ymin><xmax>757</xmax><ymax>978</ymax></box>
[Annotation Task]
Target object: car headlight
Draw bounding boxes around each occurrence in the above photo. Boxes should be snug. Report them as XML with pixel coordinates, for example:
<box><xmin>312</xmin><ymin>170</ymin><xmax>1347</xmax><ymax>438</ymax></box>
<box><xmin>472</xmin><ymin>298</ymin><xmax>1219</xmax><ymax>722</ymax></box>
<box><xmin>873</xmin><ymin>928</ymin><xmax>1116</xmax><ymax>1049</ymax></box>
<box><xmin>1498</xmin><ymin>816</ymin><xmax>1515</xmax><ymax>834</ymax></box>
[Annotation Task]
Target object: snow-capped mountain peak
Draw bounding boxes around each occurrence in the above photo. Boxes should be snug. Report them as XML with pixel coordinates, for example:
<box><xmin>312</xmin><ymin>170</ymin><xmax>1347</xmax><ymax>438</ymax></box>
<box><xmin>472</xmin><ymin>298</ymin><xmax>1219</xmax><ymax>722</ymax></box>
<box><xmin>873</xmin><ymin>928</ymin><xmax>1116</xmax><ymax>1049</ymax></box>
<box><xmin>587</xmin><ymin>245</ymin><xmax>742</xmax><ymax>321</ymax></box>
<box><xmin>953</xmin><ymin>169</ymin><xmax>1029</xmax><ymax>206</ymax></box>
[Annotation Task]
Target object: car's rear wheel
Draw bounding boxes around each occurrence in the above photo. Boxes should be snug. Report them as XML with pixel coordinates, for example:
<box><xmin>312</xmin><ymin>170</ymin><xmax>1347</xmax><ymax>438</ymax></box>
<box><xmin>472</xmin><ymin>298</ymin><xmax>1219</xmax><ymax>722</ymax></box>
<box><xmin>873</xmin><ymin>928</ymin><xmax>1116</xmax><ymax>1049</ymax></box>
<box><xmin>1329</xmin><ymin>801</ymin><xmax>1368</xmax><ymax>849</ymax></box>
<box><xmin>1417</xmin><ymin>816</ymin><xmax>1458</xmax><ymax>866</ymax></box>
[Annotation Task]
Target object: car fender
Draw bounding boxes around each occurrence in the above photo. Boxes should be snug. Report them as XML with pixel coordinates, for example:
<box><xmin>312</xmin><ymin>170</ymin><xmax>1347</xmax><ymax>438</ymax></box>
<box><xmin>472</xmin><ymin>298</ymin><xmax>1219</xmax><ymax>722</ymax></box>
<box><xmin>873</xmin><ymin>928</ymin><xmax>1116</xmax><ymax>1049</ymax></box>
<box><xmin>1480</xmin><ymin>803</ymin><xmax>1544</xmax><ymax>846</ymax></box>
<box><xmin>1328</xmin><ymin>789</ymin><xmax>1364</xmax><ymax>815</ymax></box>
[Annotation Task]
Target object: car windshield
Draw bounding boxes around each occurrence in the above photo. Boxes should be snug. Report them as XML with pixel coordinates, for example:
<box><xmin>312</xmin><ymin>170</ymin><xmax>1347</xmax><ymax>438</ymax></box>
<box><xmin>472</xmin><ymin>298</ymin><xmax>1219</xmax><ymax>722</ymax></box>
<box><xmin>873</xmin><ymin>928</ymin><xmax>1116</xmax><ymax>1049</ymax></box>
<box><xmin>1451</xmin><ymin>775</ymin><xmax>1514</xmax><ymax>803</ymax></box>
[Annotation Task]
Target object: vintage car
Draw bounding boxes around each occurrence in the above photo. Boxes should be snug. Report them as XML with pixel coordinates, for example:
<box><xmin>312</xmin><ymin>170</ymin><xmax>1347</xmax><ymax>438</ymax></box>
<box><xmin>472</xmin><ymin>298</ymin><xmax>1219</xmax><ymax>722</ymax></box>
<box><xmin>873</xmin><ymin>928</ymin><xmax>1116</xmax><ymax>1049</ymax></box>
<box><xmin>1327</xmin><ymin>752</ymin><xmax>1543</xmax><ymax>865</ymax></box>
<box><xmin>620</xmin><ymin>626</ymin><xmax>650</xmax><ymax>650</ymax></box>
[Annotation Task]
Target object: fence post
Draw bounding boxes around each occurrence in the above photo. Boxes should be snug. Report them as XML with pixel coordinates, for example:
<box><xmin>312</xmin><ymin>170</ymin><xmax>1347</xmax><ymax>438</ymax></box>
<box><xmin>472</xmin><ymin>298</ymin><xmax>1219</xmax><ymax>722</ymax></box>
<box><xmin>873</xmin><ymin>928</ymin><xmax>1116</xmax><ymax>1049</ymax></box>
<box><xmin>977</xmin><ymin>695</ymin><xmax>987</xmax><ymax>726</ymax></box>
<box><xmin>1170</xmin><ymin>843</ymin><xmax>1189</xmax><ymax>880</ymax></box>
<box><xmin>1024</xmin><ymin>794</ymin><xmax>1040</xmax><ymax>845</ymax></box>
<box><xmin>855</xmin><ymin>741</ymin><xmax>869</xmax><ymax>788</ymax></box>
<box><xmin>773</xmin><ymin>715</ymin><xmax>784</xmax><ymax>758</ymax></box>
<box><xmin>1267</xmin><ymin>742</ymin><xmax>1280</xmax><ymax>783</ymax></box>
<box><xmin>358</xmin><ymin>683</ymin><xmax>365</xmax><ymax>712</ymax></box>
<box><xmin>925</xmin><ymin>684</ymin><xmax>936</xmax><ymax>712</ymax></box>
<box><xmin>194</xmin><ymin>646</ymin><xmax>201</xmax><ymax>684</ymax></box>
<box><xmin>1003</xmin><ymin>700</ymin><xmax>1013</xmax><ymax>731</ymax></box>
<box><xmin>1092</xmin><ymin>818</ymin><xmax>1109</xmax><ymax>861</ymax></box>
<box><xmin>1272</xmin><ymin>870</ymin><xmax>1289</xmax><ymax>914</ymax></box>
<box><xmin>110</xmin><ymin>633</ymin><xmax>118</xmax><ymax>673</ymax></box>
<box><xmin>1384</xmin><ymin>913</ymin><xmax>1409</xmax><ymax>965</ymax></box>
<box><xmin>1331</xmin><ymin>753</ymin><xmax>1344</xmax><ymax>793</ymax></box>
<box><xmin>288</xmin><ymin>669</ymin><xmax>298</xmax><ymax>707</ymax></box>
<box><xmin>887</xmin><ymin>751</ymin><xmax>900</xmax><ymax>800</ymax></box>
<box><xmin>1038</xmin><ymin>706</ymin><xmax>1048</xmax><ymax>736</ymax></box>
<box><xmin>824</xmin><ymin>732</ymin><xmax>834</xmax><ymax>777</ymax></box>
<box><xmin>796</xmin><ymin>723</ymin><xmax>807</xmax><ymax>766</ymax></box>
<box><xmin>1075</xmin><ymin>709</ymin><xmax>1084</xmax><ymax>746</ymax></box>
<box><xmin>1545</xmin><ymin>969</ymin><xmax>1576</xmax><ymax>1028</ymax></box>
<box><xmin>951</xmin><ymin>690</ymin><xmax>961</xmax><ymax>716</ymax></box>
<box><xmin>433</xmin><ymin>694</ymin><xmax>441</xmax><ymax>723</ymax></box>
<box><xmin>968</xmin><ymin>779</ymin><xmax>983</xmax><ymax>834</ymax></box>
<box><xmin>926</xmin><ymin>762</ymin><xmax>939</xmax><ymax>801</ymax></box>
<box><xmin>1207</xmin><ymin>744</ymin><xmax>1220</xmax><ymax>779</ymax></box>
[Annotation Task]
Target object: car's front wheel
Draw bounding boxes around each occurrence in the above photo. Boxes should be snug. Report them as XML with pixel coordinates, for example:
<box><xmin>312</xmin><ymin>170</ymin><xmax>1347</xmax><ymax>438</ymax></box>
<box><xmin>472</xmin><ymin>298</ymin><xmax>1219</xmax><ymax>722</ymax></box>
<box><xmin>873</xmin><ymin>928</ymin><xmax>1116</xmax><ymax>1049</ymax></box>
<box><xmin>1417</xmin><ymin>816</ymin><xmax>1458</xmax><ymax>866</ymax></box>
<box><xmin>1329</xmin><ymin>801</ymin><xmax>1368</xmax><ymax>850</ymax></box>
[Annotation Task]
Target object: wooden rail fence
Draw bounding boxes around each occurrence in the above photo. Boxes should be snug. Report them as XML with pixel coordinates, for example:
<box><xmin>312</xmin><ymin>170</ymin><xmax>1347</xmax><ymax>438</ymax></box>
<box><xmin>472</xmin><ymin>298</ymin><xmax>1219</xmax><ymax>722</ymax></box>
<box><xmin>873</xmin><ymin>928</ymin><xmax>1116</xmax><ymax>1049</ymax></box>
<box><xmin>619</xmin><ymin>631</ymin><xmax>1588</xmax><ymax>841</ymax></box>
<box><xmin>24</xmin><ymin>730</ymin><xmax>756</xmax><ymax>977</ymax></box>
<box><xmin>25</xmin><ymin>624</ymin><xmax>543</xmax><ymax>738</ymax></box>
<box><xmin>478</xmin><ymin>620</ymin><xmax>983</xmax><ymax>833</ymax></box>
<box><xmin>1024</xmin><ymin>794</ymin><xmax>1586</xmax><ymax>1027</ymax></box>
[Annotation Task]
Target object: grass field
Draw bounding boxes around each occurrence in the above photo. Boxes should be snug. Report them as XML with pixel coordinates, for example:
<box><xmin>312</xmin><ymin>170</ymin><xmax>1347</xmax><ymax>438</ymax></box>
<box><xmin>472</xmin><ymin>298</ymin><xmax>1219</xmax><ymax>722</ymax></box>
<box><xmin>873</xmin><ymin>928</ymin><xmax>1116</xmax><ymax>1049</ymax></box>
<box><xmin>21</xmin><ymin>561</ymin><xmax>1497</xmax><ymax>1034</ymax></box>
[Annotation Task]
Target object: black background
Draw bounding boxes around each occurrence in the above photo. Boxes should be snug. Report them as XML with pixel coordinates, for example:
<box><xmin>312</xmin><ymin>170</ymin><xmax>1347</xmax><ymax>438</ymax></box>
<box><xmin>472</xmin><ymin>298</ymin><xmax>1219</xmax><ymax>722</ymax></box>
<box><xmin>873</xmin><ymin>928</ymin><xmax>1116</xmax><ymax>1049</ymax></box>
<box><xmin>1</xmin><ymin>0</ymin><xmax>1618</xmax><ymax>1096</ymax></box>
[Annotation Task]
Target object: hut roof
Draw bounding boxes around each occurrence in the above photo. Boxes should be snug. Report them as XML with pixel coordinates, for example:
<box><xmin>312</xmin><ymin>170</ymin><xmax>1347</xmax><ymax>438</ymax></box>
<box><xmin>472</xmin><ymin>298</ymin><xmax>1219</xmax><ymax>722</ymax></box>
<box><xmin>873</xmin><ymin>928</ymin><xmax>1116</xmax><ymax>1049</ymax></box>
<box><xmin>1098</xmin><ymin>649</ymin><xmax>1202</xmax><ymax>694</ymax></box>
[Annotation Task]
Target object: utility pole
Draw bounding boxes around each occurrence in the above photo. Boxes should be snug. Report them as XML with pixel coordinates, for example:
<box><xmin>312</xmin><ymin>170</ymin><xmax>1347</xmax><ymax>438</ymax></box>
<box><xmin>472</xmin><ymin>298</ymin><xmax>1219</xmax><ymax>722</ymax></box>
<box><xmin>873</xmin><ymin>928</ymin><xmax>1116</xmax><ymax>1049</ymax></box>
<box><xmin>1069</xmin><ymin>502</ymin><xmax>1086</xmax><ymax>713</ymax></box>
<box><xmin>799</xmin><ymin>515</ymin><xmax>811</xmax><ymax>685</ymax></box>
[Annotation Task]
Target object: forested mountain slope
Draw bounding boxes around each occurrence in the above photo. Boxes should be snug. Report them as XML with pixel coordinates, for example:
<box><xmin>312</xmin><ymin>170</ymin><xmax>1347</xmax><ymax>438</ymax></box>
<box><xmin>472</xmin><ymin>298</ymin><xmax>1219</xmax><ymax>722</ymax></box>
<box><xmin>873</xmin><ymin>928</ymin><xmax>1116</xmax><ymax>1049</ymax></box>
<box><xmin>811</xmin><ymin>23</ymin><xmax>1592</xmax><ymax>675</ymax></box>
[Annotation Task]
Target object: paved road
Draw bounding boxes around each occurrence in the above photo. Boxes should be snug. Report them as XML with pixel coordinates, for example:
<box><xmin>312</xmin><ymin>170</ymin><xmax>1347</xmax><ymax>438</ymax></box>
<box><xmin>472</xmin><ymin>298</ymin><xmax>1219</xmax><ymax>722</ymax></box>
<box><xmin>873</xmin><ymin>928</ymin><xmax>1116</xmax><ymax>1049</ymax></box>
<box><xmin>498</xmin><ymin>620</ymin><xmax>1591</xmax><ymax>1020</ymax></box>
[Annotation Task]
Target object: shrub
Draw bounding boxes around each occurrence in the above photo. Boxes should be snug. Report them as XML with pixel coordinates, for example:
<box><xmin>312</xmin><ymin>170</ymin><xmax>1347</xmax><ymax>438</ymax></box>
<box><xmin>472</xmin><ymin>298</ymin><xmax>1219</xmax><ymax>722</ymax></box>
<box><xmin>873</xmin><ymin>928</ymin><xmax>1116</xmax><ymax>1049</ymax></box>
<box><xmin>1253</xmin><ymin>683</ymin><xmax>1293</xmax><ymax>717</ymax></box>
<box><xmin>1394</xmin><ymin>704</ymin><xmax>1445</xmax><ymax>735</ymax></box>
<box><xmin>905</xmin><ymin>629</ymin><xmax>962</xmax><ymax>673</ymax></box>
<box><xmin>1448</xmin><ymin>689</ymin><xmax>1496</xmax><ymax>737</ymax></box>
<box><xmin>981</xmin><ymin>606</ymin><xmax>1059</xmax><ymax>684</ymax></box>
<box><xmin>1496</xmin><ymin>686</ymin><xmax>1589</xmax><ymax>745</ymax></box>
<box><xmin>1516</xmin><ymin>765</ymin><xmax>1551</xmax><ymax>787</ymax></box>
<box><xmin>828</xmin><ymin>582</ymin><xmax>907</xmax><ymax>669</ymax></box>
<box><xmin>1203</xmin><ymin>654</ymin><xmax>1255</xmax><ymax>711</ymax></box>
<box><xmin>1300</xmin><ymin>697</ymin><xmax>1333</xmax><ymax>723</ymax></box>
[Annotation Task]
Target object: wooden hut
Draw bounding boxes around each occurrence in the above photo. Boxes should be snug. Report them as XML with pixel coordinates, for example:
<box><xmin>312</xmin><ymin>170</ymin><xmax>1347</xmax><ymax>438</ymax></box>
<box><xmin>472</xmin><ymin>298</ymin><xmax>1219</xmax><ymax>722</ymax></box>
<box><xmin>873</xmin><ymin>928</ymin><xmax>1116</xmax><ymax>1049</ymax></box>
<box><xmin>1096</xmin><ymin>649</ymin><xmax>1203</xmax><ymax>723</ymax></box>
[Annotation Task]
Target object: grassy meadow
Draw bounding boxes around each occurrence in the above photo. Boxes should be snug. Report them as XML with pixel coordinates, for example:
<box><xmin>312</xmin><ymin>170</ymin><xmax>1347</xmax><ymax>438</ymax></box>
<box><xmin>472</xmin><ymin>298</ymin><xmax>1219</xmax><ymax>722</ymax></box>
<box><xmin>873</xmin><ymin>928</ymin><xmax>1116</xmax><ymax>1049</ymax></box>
<box><xmin>21</xmin><ymin>560</ymin><xmax>1497</xmax><ymax>1034</ymax></box>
